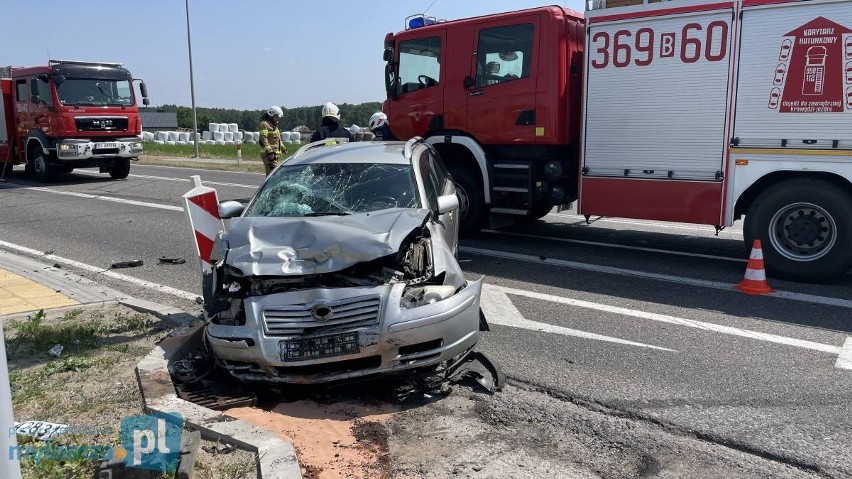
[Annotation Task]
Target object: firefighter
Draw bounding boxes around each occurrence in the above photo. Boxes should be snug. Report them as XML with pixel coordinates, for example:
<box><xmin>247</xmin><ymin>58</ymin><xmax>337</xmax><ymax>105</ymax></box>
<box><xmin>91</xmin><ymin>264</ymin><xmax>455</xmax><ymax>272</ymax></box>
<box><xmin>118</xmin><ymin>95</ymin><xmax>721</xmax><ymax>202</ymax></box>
<box><xmin>310</xmin><ymin>102</ymin><xmax>353</xmax><ymax>142</ymax></box>
<box><xmin>368</xmin><ymin>112</ymin><xmax>398</xmax><ymax>141</ymax></box>
<box><xmin>259</xmin><ymin>105</ymin><xmax>288</xmax><ymax>176</ymax></box>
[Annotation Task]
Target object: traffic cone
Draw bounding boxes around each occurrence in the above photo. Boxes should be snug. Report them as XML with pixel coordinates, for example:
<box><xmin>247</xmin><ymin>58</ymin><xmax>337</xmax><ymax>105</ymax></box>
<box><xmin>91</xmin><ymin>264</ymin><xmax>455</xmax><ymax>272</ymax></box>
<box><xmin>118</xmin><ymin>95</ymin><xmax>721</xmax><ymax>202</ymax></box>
<box><xmin>735</xmin><ymin>239</ymin><xmax>775</xmax><ymax>295</ymax></box>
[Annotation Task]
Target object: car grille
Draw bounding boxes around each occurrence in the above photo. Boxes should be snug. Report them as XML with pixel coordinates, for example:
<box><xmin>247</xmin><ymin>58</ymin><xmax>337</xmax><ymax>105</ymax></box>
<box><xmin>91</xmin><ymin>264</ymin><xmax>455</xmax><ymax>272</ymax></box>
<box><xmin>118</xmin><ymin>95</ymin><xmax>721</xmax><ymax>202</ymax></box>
<box><xmin>262</xmin><ymin>295</ymin><xmax>382</xmax><ymax>336</ymax></box>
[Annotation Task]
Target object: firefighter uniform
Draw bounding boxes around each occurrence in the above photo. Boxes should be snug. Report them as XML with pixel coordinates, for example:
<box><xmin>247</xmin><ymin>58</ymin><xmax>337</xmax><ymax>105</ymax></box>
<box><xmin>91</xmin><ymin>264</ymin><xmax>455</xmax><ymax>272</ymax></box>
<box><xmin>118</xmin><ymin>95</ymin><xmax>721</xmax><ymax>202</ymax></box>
<box><xmin>259</xmin><ymin>119</ymin><xmax>288</xmax><ymax>176</ymax></box>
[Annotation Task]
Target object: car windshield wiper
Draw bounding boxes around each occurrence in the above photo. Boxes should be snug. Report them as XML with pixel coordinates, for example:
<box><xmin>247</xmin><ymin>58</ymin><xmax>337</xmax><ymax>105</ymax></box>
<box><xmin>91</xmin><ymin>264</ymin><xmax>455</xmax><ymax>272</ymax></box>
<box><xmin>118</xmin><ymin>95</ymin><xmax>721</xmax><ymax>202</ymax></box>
<box><xmin>303</xmin><ymin>210</ymin><xmax>352</xmax><ymax>216</ymax></box>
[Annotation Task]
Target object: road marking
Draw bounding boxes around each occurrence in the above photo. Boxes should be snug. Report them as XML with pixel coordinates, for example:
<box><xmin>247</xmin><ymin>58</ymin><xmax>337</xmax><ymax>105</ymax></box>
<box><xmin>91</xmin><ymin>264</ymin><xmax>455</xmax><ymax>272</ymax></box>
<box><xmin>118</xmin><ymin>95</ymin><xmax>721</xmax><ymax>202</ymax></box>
<box><xmin>74</xmin><ymin>170</ymin><xmax>258</xmax><ymax>189</ymax></box>
<box><xmin>1</xmin><ymin>185</ymin><xmax>183</xmax><ymax>212</ymax></box>
<box><xmin>462</xmin><ymin>246</ymin><xmax>852</xmax><ymax>310</ymax></box>
<box><xmin>0</xmin><ymin>239</ymin><xmax>198</xmax><ymax>301</ymax></box>
<box><xmin>480</xmin><ymin>284</ymin><xmax>676</xmax><ymax>351</ymax></box>
<box><xmin>482</xmin><ymin>229</ymin><xmax>745</xmax><ymax>263</ymax></box>
<box><xmin>480</xmin><ymin>284</ymin><xmax>852</xmax><ymax>369</ymax></box>
<box><xmin>837</xmin><ymin>338</ymin><xmax>852</xmax><ymax>370</ymax></box>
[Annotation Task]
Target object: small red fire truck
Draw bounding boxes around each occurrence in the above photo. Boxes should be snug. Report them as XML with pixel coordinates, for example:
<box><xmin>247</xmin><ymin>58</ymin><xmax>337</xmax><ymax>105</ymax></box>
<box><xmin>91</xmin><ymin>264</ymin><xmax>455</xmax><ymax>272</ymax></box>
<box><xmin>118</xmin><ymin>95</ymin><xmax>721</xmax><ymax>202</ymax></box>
<box><xmin>0</xmin><ymin>59</ymin><xmax>148</xmax><ymax>182</ymax></box>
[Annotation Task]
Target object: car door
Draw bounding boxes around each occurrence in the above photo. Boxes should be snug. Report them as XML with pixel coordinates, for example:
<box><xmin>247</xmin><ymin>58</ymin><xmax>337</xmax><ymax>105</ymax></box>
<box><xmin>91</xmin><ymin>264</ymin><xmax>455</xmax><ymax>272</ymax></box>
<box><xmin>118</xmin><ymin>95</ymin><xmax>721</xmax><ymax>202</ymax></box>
<box><xmin>428</xmin><ymin>149</ymin><xmax>459</xmax><ymax>248</ymax></box>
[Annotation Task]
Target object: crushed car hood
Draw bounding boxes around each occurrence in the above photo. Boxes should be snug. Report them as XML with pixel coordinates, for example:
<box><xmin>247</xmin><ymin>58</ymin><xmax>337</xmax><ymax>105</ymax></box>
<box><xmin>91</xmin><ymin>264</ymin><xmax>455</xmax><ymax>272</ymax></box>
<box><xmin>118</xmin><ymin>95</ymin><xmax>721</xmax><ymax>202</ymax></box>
<box><xmin>224</xmin><ymin>208</ymin><xmax>431</xmax><ymax>276</ymax></box>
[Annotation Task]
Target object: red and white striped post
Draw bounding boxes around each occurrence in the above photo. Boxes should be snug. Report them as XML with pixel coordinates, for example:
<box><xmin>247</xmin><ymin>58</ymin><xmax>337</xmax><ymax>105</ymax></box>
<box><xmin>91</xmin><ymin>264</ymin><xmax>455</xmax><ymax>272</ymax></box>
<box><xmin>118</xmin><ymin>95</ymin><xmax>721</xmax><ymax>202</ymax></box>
<box><xmin>182</xmin><ymin>175</ymin><xmax>225</xmax><ymax>274</ymax></box>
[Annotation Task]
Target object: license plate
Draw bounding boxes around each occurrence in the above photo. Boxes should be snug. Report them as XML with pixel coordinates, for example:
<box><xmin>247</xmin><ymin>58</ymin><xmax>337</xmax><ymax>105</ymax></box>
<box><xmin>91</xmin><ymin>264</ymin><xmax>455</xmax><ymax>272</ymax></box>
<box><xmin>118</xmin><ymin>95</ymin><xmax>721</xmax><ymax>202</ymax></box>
<box><xmin>94</xmin><ymin>142</ymin><xmax>116</xmax><ymax>149</ymax></box>
<box><xmin>280</xmin><ymin>332</ymin><xmax>359</xmax><ymax>361</ymax></box>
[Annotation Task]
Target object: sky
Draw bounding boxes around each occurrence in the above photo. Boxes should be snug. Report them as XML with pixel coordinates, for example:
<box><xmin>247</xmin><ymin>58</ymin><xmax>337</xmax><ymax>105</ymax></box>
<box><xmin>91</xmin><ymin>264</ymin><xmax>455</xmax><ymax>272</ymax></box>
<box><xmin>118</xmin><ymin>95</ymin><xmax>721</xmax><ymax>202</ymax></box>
<box><xmin>1</xmin><ymin>1</ymin><xmax>585</xmax><ymax>110</ymax></box>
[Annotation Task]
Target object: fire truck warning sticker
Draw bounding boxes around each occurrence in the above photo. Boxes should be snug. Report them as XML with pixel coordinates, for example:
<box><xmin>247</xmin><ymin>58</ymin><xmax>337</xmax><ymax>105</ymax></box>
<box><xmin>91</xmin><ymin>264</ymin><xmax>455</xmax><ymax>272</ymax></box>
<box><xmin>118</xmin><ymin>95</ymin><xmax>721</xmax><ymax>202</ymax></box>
<box><xmin>771</xmin><ymin>16</ymin><xmax>852</xmax><ymax>113</ymax></box>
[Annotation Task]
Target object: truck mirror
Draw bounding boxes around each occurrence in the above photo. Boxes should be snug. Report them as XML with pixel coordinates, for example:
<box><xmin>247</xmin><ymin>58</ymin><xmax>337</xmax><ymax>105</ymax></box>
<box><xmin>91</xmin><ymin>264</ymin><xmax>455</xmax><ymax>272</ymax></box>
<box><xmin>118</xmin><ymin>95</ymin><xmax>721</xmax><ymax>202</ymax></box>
<box><xmin>143</xmin><ymin>98</ymin><xmax>150</xmax><ymax>106</ymax></box>
<box><xmin>383</xmin><ymin>47</ymin><xmax>394</xmax><ymax>62</ymax></box>
<box><xmin>37</xmin><ymin>73</ymin><xmax>50</xmax><ymax>83</ymax></box>
<box><xmin>139</xmin><ymin>82</ymin><xmax>148</xmax><ymax>99</ymax></box>
<box><xmin>463</xmin><ymin>76</ymin><xmax>475</xmax><ymax>89</ymax></box>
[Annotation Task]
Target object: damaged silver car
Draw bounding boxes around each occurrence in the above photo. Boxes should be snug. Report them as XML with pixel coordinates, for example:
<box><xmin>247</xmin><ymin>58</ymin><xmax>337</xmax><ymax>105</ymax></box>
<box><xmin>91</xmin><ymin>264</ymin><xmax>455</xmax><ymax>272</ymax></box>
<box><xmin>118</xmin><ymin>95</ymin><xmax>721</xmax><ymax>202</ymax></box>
<box><xmin>201</xmin><ymin>138</ymin><xmax>485</xmax><ymax>384</ymax></box>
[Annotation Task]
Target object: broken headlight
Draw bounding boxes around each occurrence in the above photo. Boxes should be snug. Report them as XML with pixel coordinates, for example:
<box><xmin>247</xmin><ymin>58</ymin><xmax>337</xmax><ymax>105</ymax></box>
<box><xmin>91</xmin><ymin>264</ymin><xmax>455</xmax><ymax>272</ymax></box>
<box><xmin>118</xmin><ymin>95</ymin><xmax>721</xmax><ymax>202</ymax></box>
<box><xmin>400</xmin><ymin>285</ymin><xmax>457</xmax><ymax>309</ymax></box>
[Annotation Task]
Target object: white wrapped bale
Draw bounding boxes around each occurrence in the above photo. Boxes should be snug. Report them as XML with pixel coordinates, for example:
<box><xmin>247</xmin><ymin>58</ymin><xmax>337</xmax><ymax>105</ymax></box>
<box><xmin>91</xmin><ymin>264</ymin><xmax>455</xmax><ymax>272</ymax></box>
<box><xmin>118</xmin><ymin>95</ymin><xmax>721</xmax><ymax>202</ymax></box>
<box><xmin>246</xmin><ymin>139</ymin><xmax>257</xmax><ymax>145</ymax></box>
<box><xmin>215</xmin><ymin>140</ymin><xmax>225</xmax><ymax>145</ymax></box>
<box><xmin>213</xmin><ymin>131</ymin><xmax>225</xmax><ymax>141</ymax></box>
<box><xmin>227</xmin><ymin>123</ymin><xmax>239</xmax><ymax>133</ymax></box>
<box><xmin>176</xmin><ymin>140</ymin><xmax>188</xmax><ymax>145</ymax></box>
<box><xmin>165</xmin><ymin>140</ymin><xmax>176</xmax><ymax>145</ymax></box>
<box><xmin>223</xmin><ymin>140</ymin><xmax>235</xmax><ymax>145</ymax></box>
<box><xmin>178</xmin><ymin>132</ymin><xmax>190</xmax><ymax>142</ymax></box>
<box><xmin>167</xmin><ymin>131</ymin><xmax>179</xmax><ymax>141</ymax></box>
<box><xmin>280</xmin><ymin>131</ymin><xmax>291</xmax><ymax>142</ymax></box>
<box><xmin>154</xmin><ymin>140</ymin><xmax>165</xmax><ymax>145</ymax></box>
<box><xmin>155</xmin><ymin>131</ymin><xmax>168</xmax><ymax>141</ymax></box>
<box><xmin>219</xmin><ymin>123</ymin><xmax>229</xmax><ymax>133</ymax></box>
<box><xmin>223</xmin><ymin>132</ymin><xmax>234</xmax><ymax>142</ymax></box>
<box><xmin>235</xmin><ymin>131</ymin><xmax>244</xmax><ymax>142</ymax></box>
<box><xmin>208</xmin><ymin>123</ymin><xmax>220</xmax><ymax>133</ymax></box>
<box><xmin>202</xmin><ymin>131</ymin><xmax>212</xmax><ymax>140</ymax></box>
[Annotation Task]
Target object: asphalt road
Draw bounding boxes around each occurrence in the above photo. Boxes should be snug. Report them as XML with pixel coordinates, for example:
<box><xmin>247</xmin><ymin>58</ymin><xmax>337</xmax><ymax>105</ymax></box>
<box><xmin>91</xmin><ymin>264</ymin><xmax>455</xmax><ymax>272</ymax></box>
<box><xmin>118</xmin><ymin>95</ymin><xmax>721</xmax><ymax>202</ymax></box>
<box><xmin>1</xmin><ymin>164</ymin><xmax>851</xmax><ymax>477</ymax></box>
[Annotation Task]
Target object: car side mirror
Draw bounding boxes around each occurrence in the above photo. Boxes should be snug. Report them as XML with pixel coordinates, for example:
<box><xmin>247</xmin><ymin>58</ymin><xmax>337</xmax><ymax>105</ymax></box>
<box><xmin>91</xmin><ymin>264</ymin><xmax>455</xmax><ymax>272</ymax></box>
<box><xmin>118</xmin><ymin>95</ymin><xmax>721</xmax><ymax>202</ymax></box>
<box><xmin>437</xmin><ymin>194</ymin><xmax>459</xmax><ymax>214</ymax></box>
<box><xmin>219</xmin><ymin>200</ymin><xmax>245</xmax><ymax>219</ymax></box>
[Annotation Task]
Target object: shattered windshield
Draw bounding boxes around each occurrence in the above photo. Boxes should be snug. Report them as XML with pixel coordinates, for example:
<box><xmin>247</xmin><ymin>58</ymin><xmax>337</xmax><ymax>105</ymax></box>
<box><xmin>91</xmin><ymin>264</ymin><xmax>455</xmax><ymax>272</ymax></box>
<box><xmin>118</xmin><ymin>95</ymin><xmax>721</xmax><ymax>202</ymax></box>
<box><xmin>245</xmin><ymin>163</ymin><xmax>420</xmax><ymax>217</ymax></box>
<box><xmin>56</xmin><ymin>78</ymin><xmax>133</xmax><ymax>106</ymax></box>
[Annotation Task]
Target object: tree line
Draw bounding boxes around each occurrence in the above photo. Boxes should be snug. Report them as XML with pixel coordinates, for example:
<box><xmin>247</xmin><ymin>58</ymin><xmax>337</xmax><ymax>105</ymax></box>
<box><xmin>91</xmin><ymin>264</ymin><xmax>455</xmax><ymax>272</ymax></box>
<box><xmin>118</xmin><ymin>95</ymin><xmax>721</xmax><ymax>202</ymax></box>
<box><xmin>141</xmin><ymin>102</ymin><xmax>383</xmax><ymax>132</ymax></box>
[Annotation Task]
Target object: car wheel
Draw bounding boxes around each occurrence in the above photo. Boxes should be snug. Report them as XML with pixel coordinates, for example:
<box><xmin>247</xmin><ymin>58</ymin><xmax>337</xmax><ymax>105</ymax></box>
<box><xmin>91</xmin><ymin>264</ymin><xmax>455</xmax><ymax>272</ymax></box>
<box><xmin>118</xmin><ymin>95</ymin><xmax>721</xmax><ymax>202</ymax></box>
<box><xmin>744</xmin><ymin>179</ymin><xmax>852</xmax><ymax>282</ymax></box>
<box><xmin>108</xmin><ymin>158</ymin><xmax>130</xmax><ymax>179</ymax></box>
<box><xmin>447</xmin><ymin>166</ymin><xmax>484</xmax><ymax>237</ymax></box>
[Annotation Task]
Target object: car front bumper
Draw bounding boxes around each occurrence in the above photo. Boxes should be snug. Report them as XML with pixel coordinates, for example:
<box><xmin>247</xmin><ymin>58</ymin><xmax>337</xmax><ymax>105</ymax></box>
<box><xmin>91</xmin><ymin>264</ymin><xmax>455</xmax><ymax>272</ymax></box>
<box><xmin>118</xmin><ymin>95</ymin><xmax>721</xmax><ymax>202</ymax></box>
<box><xmin>205</xmin><ymin>279</ymin><xmax>483</xmax><ymax>384</ymax></box>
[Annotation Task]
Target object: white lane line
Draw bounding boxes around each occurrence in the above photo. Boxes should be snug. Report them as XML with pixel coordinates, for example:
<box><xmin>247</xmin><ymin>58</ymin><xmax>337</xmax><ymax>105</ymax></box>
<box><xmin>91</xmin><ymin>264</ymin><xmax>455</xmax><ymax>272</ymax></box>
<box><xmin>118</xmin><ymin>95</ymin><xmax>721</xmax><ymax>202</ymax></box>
<box><xmin>482</xmin><ymin>229</ymin><xmax>744</xmax><ymax>263</ymax></box>
<box><xmin>462</xmin><ymin>246</ymin><xmax>852</xmax><ymax>310</ymax></box>
<box><xmin>837</xmin><ymin>338</ymin><xmax>852</xmax><ymax>370</ymax></box>
<box><xmin>481</xmin><ymin>285</ymin><xmax>676</xmax><ymax>352</ymax></box>
<box><xmin>489</xmin><ymin>284</ymin><xmax>844</xmax><ymax>359</ymax></box>
<box><xmin>547</xmin><ymin>212</ymin><xmax>744</xmax><ymax>235</ymax></box>
<box><xmin>0</xmin><ymin>239</ymin><xmax>198</xmax><ymax>301</ymax></box>
<box><xmin>2</xmin><ymin>185</ymin><xmax>183</xmax><ymax>212</ymax></box>
<box><xmin>74</xmin><ymin>170</ymin><xmax>258</xmax><ymax>189</ymax></box>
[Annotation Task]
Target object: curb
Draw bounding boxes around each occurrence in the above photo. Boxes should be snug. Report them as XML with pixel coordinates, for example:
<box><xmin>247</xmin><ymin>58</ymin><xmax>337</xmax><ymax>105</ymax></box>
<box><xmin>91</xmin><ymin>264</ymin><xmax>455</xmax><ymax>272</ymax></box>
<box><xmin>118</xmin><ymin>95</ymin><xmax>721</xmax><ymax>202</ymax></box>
<box><xmin>131</xmin><ymin>310</ymin><xmax>302</xmax><ymax>479</ymax></box>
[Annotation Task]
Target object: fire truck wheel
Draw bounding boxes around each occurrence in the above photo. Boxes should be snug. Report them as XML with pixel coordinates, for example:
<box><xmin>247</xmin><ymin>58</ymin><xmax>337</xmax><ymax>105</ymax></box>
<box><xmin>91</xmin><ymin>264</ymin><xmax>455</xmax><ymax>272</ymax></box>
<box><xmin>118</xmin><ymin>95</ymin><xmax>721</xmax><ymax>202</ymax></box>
<box><xmin>448</xmin><ymin>166</ymin><xmax>484</xmax><ymax>237</ymax></box>
<box><xmin>32</xmin><ymin>153</ymin><xmax>55</xmax><ymax>183</ymax></box>
<box><xmin>108</xmin><ymin>159</ymin><xmax>131</xmax><ymax>179</ymax></box>
<box><xmin>523</xmin><ymin>202</ymin><xmax>554</xmax><ymax>222</ymax></box>
<box><xmin>744</xmin><ymin>179</ymin><xmax>852</xmax><ymax>283</ymax></box>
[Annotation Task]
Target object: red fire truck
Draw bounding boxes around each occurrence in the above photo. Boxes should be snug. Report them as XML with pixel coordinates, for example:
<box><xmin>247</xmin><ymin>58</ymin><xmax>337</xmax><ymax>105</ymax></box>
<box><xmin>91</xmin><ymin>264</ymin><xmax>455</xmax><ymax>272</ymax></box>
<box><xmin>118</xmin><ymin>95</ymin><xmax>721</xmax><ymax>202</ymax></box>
<box><xmin>382</xmin><ymin>0</ymin><xmax>852</xmax><ymax>283</ymax></box>
<box><xmin>0</xmin><ymin>60</ymin><xmax>148</xmax><ymax>182</ymax></box>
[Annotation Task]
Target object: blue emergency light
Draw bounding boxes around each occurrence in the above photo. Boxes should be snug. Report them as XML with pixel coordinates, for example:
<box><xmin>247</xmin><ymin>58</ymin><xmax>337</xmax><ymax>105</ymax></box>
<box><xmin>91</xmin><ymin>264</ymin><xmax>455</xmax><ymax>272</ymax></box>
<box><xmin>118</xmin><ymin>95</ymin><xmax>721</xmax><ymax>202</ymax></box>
<box><xmin>405</xmin><ymin>14</ymin><xmax>444</xmax><ymax>30</ymax></box>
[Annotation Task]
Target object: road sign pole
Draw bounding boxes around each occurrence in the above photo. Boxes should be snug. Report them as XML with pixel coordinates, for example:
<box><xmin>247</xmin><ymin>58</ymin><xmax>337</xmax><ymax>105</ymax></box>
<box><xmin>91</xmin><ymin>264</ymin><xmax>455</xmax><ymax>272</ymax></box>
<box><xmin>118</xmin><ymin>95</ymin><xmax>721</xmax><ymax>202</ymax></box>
<box><xmin>0</xmin><ymin>320</ymin><xmax>23</xmax><ymax>479</ymax></box>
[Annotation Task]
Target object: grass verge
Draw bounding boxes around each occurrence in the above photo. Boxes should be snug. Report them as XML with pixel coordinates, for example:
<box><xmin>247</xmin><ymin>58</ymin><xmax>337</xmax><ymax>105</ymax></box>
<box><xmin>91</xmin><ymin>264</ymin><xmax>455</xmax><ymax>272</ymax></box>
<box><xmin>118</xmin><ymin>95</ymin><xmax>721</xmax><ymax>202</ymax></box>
<box><xmin>6</xmin><ymin>305</ymin><xmax>256</xmax><ymax>479</ymax></box>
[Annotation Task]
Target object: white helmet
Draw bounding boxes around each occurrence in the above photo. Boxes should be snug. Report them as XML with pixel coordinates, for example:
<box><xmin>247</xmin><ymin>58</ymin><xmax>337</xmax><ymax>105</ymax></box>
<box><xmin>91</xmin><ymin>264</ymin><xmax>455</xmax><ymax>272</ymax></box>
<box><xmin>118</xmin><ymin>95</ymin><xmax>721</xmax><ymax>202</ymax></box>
<box><xmin>369</xmin><ymin>112</ymin><xmax>388</xmax><ymax>131</ymax></box>
<box><xmin>267</xmin><ymin>105</ymin><xmax>283</xmax><ymax>117</ymax></box>
<box><xmin>321</xmin><ymin>102</ymin><xmax>340</xmax><ymax>119</ymax></box>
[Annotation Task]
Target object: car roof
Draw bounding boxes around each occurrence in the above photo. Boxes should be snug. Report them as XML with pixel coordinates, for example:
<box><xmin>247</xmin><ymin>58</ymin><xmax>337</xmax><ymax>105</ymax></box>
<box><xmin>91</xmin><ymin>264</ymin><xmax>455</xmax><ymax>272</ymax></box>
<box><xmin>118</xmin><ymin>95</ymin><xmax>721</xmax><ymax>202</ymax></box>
<box><xmin>284</xmin><ymin>141</ymin><xmax>416</xmax><ymax>166</ymax></box>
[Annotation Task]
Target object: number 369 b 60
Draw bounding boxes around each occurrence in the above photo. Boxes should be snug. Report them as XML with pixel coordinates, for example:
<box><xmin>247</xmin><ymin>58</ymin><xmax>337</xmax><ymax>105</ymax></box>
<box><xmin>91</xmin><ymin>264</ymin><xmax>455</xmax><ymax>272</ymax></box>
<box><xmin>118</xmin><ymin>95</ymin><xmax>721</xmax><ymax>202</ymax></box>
<box><xmin>591</xmin><ymin>21</ymin><xmax>729</xmax><ymax>69</ymax></box>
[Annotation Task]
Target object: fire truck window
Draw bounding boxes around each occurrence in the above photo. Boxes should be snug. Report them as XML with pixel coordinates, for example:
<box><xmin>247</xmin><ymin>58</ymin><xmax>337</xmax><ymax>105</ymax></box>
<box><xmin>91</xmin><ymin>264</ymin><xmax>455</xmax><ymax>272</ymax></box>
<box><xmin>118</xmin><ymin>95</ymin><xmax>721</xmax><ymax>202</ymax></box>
<box><xmin>476</xmin><ymin>24</ymin><xmax>533</xmax><ymax>88</ymax></box>
<box><xmin>15</xmin><ymin>81</ymin><xmax>27</xmax><ymax>103</ymax></box>
<box><xmin>397</xmin><ymin>37</ymin><xmax>441</xmax><ymax>95</ymax></box>
<box><xmin>33</xmin><ymin>78</ymin><xmax>53</xmax><ymax>106</ymax></box>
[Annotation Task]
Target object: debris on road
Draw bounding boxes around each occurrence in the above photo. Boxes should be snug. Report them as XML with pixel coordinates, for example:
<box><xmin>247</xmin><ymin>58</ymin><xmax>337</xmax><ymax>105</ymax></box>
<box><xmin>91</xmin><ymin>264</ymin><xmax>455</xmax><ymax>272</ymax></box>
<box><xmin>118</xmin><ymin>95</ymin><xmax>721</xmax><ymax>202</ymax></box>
<box><xmin>158</xmin><ymin>256</ymin><xmax>187</xmax><ymax>265</ymax></box>
<box><xmin>110</xmin><ymin>259</ymin><xmax>143</xmax><ymax>269</ymax></box>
